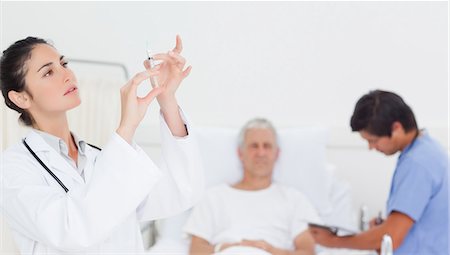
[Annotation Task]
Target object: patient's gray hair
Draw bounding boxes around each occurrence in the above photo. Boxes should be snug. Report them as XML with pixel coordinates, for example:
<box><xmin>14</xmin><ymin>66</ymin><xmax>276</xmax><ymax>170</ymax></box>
<box><xmin>238</xmin><ymin>118</ymin><xmax>279</xmax><ymax>148</ymax></box>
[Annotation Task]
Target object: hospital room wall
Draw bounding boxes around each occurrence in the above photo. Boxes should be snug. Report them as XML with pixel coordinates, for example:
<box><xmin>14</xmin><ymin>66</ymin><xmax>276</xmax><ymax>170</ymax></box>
<box><xmin>1</xmin><ymin>1</ymin><xmax>448</xmax><ymax>251</ymax></box>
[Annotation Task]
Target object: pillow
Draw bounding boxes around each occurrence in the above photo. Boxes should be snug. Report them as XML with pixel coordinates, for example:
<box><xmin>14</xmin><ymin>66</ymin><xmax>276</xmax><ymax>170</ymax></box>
<box><xmin>196</xmin><ymin>126</ymin><xmax>332</xmax><ymax>213</ymax></box>
<box><xmin>274</xmin><ymin>127</ymin><xmax>332</xmax><ymax>214</ymax></box>
<box><xmin>196</xmin><ymin>128</ymin><xmax>242</xmax><ymax>187</ymax></box>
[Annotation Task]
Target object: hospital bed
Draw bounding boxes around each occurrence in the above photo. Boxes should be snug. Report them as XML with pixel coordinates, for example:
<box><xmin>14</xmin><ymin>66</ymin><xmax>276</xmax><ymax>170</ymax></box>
<box><xmin>146</xmin><ymin>126</ymin><xmax>377</xmax><ymax>255</ymax></box>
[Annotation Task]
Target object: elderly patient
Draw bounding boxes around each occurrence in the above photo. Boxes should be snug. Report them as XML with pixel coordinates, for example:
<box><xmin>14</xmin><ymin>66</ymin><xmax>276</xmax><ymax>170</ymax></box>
<box><xmin>184</xmin><ymin>118</ymin><xmax>320</xmax><ymax>255</ymax></box>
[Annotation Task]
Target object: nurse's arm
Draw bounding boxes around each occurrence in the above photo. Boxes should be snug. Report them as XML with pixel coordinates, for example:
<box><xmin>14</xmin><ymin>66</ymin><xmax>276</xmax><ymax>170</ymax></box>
<box><xmin>309</xmin><ymin>211</ymin><xmax>414</xmax><ymax>250</ymax></box>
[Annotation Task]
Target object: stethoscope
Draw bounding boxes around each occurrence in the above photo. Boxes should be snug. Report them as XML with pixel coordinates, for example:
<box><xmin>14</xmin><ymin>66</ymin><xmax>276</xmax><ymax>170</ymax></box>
<box><xmin>22</xmin><ymin>139</ymin><xmax>101</xmax><ymax>193</ymax></box>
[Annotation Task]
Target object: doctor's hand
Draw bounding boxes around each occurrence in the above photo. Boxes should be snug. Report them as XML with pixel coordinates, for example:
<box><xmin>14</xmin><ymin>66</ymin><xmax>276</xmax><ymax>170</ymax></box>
<box><xmin>309</xmin><ymin>226</ymin><xmax>340</xmax><ymax>248</ymax></box>
<box><xmin>144</xmin><ymin>35</ymin><xmax>191</xmax><ymax>112</ymax></box>
<box><xmin>117</xmin><ymin>67</ymin><xmax>163</xmax><ymax>144</ymax></box>
<box><xmin>241</xmin><ymin>239</ymin><xmax>275</xmax><ymax>253</ymax></box>
<box><xmin>369</xmin><ymin>217</ymin><xmax>384</xmax><ymax>229</ymax></box>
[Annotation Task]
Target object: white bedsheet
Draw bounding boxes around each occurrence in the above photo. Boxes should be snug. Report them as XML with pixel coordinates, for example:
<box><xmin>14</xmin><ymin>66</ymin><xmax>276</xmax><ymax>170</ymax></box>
<box><xmin>216</xmin><ymin>246</ymin><xmax>271</xmax><ymax>255</ymax></box>
<box><xmin>146</xmin><ymin>239</ymin><xmax>376</xmax><ymax>255</ymax></box>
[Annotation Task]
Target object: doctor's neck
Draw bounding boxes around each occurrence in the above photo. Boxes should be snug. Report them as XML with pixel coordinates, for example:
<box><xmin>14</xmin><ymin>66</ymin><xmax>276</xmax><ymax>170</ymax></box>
<box><xmin>32</xmin><ymin>112</ymin><xmax>72</xmax><ymax>143</ymax></box>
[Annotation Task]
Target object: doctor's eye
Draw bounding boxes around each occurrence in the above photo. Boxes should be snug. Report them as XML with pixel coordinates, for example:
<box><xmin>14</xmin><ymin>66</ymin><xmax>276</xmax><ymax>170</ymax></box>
<box><xmin>43</xmin><ymin>69</ymin><xmax>53</xmax><ymax>77</ymax></box>
<box><xmin>61</xmin><ymin>61</ymin><xmax>68</xmax><ymax>68</ymax></box>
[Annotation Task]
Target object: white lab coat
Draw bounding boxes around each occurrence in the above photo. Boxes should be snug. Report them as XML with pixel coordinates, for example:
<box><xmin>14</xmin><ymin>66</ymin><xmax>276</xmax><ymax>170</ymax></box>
<box><xmin>0</xmin><ymin>111</ymin><xmax>204</xmax><ymax>254</ymax></box>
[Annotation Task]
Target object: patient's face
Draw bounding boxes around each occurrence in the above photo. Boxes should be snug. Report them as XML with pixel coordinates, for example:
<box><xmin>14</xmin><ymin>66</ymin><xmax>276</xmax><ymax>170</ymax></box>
<box><xmin>359</xmin><ymin>130</ymin><xmax>398</xmax><ymax>155</ymax></box>
<box><xmin>239</xmin><ymin>128</ymin><xmax>279</xmax><ymax>178</ymax></box>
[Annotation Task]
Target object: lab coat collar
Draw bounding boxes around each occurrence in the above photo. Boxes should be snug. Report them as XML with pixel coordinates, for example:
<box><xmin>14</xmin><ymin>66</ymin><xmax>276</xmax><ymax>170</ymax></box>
<box><xmin>24</xmin><ymin>130</ymin><xmax>85</xmax><ymax>185</ymax></box>
<box><xmin>82</xmin><ymin>144</ymin><xmax>100</xmax><ymax>182</ymax></box>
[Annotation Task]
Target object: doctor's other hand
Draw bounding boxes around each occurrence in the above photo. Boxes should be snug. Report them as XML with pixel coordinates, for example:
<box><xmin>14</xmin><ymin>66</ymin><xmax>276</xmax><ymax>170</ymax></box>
<box><xmin>309</xmin><ymin>226</ymin><xmax>339</xmax><ymax>248</ymax></box>
<box><xmin>369</xmin><ymin>217</ymin><xmax>384</xmax><ymax>229</ymax></box>
<box><xmin>117</xmin><ymin>67</ymin><xmax>163</xmax><ymax>144</ymax></box>
<box><xmin>144</xmin><ymin>35</ymin><xmax>192</xmax><ymax>111</ymax></box>
<box><xmin>215</xmin><ymin>242</ymin><xmax>243</xmax><ymax>253</ymax></box>
<box><xmin>241</xmin><ymin>239</ymin><xmax>275</xmax><ymax>253</ymax></box>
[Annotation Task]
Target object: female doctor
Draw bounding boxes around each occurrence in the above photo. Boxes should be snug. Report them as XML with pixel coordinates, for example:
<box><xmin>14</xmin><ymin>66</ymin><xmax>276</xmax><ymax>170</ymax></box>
<box><xmin>0</xmin><ymin>36</ymin><xmax>204</xmax><ymax>254</ymax></box>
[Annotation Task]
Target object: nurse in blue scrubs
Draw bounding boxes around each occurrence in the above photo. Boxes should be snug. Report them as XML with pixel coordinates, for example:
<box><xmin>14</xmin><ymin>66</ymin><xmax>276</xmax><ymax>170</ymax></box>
<box><xmin>309</xmin><ymin>90</ymin><xmax>448</xmax><ymax>255</ymax></box>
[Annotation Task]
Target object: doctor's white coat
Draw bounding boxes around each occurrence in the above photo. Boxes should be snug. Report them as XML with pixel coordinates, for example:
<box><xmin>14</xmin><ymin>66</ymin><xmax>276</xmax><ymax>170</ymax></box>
<box><xmin>0</xmin><ymin>113</ymin><xmax>204</xmax><ymax>254</ymax></box>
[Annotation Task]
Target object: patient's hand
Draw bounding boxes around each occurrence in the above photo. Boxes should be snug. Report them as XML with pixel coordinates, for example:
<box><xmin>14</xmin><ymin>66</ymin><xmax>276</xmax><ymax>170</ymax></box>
<box><xmin>217</xmin><ymin>242</ymin><xmax>243</xmax><ymax>252</ymax></box>
<box><xmin>240</xmin><ymin>239</ymin><xmax>274</xmax><ymax>253</ymax></box>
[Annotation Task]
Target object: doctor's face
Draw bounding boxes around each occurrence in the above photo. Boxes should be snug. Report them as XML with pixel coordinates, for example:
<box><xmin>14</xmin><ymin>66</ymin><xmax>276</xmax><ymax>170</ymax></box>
<box><xmin>359</xmin><ymin>130</ymin><xmax>398</xmax><ymax>155</ymax></box>
<box><xmin>238</xmin><ymin>128</ymin><xmax>279</xmax><ymax>178</ymax></box>
<box><xmin>23</xmin><ymin>44</ymin><xmax>80</xmax><ymax>117</ymax></box>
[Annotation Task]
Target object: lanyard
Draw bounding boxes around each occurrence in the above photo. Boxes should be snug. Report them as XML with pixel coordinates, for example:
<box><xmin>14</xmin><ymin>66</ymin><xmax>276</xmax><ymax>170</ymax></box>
<box><xmin>22</xmin><ymin>139</ymin><xmax>101</xmax><ymax>193</ymax></box>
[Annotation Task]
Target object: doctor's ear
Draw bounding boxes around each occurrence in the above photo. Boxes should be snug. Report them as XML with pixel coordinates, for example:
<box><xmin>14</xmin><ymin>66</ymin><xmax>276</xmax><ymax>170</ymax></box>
<box><xmin>390</xmin><ymin>121</ymin><xmax>405</xmax><ymax>137</ymax></box>
<box><xmin>8</xmin><ymin>90</ymin><xmax>32</xmax><ymax>110</ymax></box>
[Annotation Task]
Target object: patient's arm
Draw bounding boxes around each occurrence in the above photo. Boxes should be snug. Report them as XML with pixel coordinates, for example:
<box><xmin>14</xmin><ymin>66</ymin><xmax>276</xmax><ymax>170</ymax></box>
<box><xmin>189</xmin><ymin>235</ymin><xmax>240</xmax><ymax>255</ymax></box>
<box><xmin>189</xmin><ymin>231</ymin><xmax>315</xmax><ymax>255</ymax></box>
<box><xmin>189</xmin><ymin>235</ymin><xmax>213</xmax><ymax>255</ymax></box>
<box><xmin>240</xmin><ymin>230</ymin><xmax>315</xmax><ymax>255</ymax></box>
<box><xmin>292</xmin><ymin>230</ymin><xmax>316</xmax><ymax>255</ymax></box>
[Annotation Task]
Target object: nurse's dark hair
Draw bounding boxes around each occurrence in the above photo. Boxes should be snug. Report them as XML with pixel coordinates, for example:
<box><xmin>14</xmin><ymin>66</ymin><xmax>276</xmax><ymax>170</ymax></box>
<box><xmin>0</xmin><ymin>36</ymin><xmax>50</xmax><ymax>126</ymax></box>
<box><xmin>350</xmin><ymin>90</ymin><xmax>418</xmax><ymax>137</ymax></box>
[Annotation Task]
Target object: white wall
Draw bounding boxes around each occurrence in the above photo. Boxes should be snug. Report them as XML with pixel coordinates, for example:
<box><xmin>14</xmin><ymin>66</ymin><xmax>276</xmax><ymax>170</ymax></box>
<box><xmin>1</xmin><ymin>2</ymin><xmax>448</xmax><ymax>127</ymax></box>
<box><xmin>1</xmin><ymin>1</ymin><xmax>448</xmax><ymax>252</ymax></box>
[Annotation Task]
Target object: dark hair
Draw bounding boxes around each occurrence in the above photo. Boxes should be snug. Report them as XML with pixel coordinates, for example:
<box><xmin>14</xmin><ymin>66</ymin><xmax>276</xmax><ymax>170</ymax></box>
<box><xmin>0</xmin><ymin>36</ymin><xmax>50</xmax><ymax>126</ymax></box>
<box><xmin>350</xmin><ymin>90</ymin><xmax>418</xmax><ymax>136</ymax></box>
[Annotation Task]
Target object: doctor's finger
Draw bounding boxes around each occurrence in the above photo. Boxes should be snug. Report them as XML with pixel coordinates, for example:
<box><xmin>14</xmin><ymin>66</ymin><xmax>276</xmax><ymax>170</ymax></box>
<box><xmin>123</xmin><ymin>70</ymin><xmax>158</xmax><ymax>98</ymax></box>
<box><xmin>142</xmin><ymin>60</ymin><xmax>162</xmax><ymax>70</ymax></box>
<box><xmin>168</xmin><ymin>51</ymin><xmax>186</xmax><ymax>68</ymax></box>
<box><xmin>140</xmin><ymin>87</ymin><xmax>164</xmax><ymax>106</ymax></box>
<box><xmin>130</xmin><ymin>70</ymin><xmax>160</xmax><ymax>87</ymax></box>
<box><xmin>152</xmin><ymin>53</ymin><xmax>180</xmax><ymax>63</ymax></box>
<box><xmin>172</xmin><ymin>35</ymin><xmax>183</xmax><ymax>54</ymax></box>
<box><xmin>181</xmin><ymin>66</ymin><xmax>192</xmax><ymax>78</ymax></box>
<box><xmin>152</xmin><ymin>53</ymin><xmax>185</xmax><ymax>70</ymax></box>
<box><xmin>143</xmin><ymin>60</ymin><xmax>150</xmax><ymax>69</ymax></box>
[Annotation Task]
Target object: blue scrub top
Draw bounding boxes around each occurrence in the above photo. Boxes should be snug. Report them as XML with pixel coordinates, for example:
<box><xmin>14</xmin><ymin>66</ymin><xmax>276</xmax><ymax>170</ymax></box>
<box><xmin>387</xmin><ymin>131</ymin><xmax>448</xmax><ymax>255</ymax></box>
